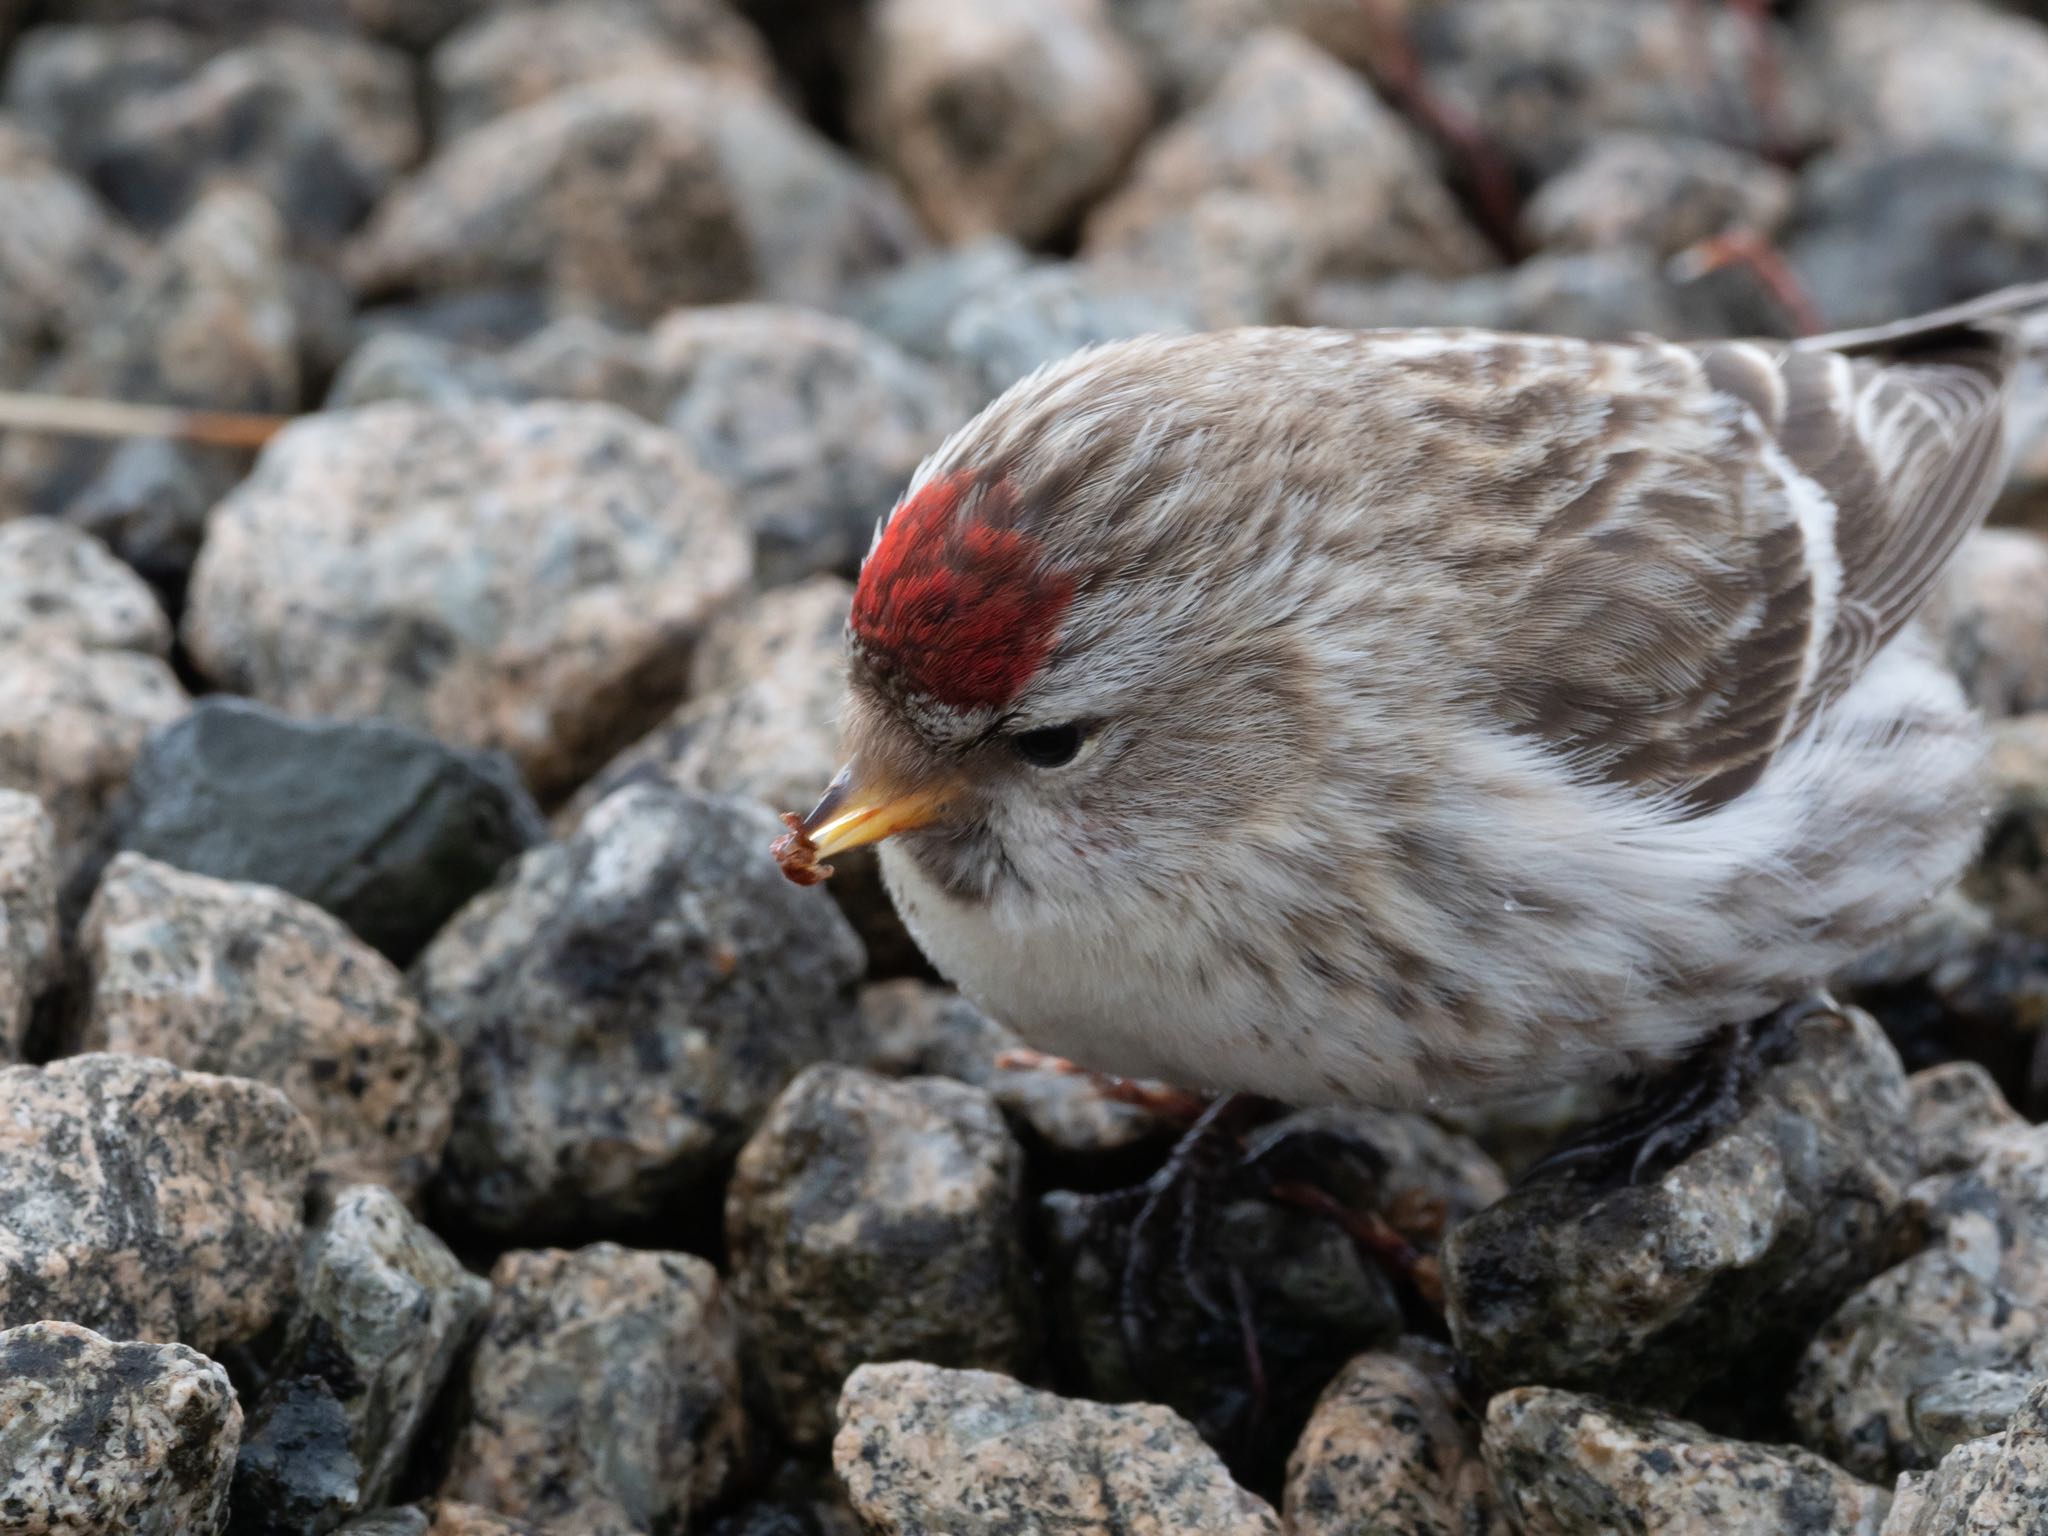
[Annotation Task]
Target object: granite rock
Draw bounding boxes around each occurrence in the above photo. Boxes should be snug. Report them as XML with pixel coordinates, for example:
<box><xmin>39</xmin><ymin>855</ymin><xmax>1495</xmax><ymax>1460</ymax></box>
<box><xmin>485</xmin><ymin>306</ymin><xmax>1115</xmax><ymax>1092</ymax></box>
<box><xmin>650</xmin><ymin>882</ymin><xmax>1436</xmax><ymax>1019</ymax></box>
<box><xmin>0</xmin><ymin>1052</ymin><xmax>314</xmax><ymax>1351</ymax></box>
<box><xmin>942</xmin><ymin>260</ymin><xmax>1196</xmax><ymax>406</ymax></box>
<box><xmin>4</xmin><ymin>21</ymin><xmax>206</xmax><ymax>174</ymax></box>
<box><xmin>1881</xmin><ymin>1378</ymin><xmax>2048</xmax><ymax>1534</ymax></box>
<box><xmin>440</xmin><ymin>1244</ymin><xmax>745</xmax><ymax>1535</ymax></box>
<box><xmin>0</xmin><ymin>516</ymin><xmax>172</xmax><ymax>655</ymax></box>
<box><xmin>1285</xmin><ymin>1342</ymin><xmax>1504</xmax><ymax>1536</ymax></box>
<box><xmin>415</xmin><ymin>785</ymin><xmax>865</xmax><ymax>1233</ymax></box>
<box><xmin>349</xmin><ymin>73</ymin><xmax>917</xmax><ymax>324</ymax></box>
<box><xmin>1969</xmin><ymin>714</ymin><xmax>2048</xmax><ymax>941</ymax></box>
<box><xmin>0</xmin><ymin>120</ymin><xmax>143</xmax><ymax>388</ymax></box>
<box><xmin>325</xmin><ymin>330</ymin><xmax>528</xmax><ymax>412</ymax></box>
<box><xmin>725</xmin><ymin>1064</ymin><xmax>1038</xmax><ymax>1447</ymax></box>
<box><xmin>109</xmin><ymin>698</ymin><xmax>547</xmax><ymax>966</ymax></box>
<box><xmin>1907</xmin><ymin>1060</ymin><xmax>2029</xmax><ymax>1178</ymax></box>
<box><xmin>0</xmin><ymin>1320</ymin><xmax>242</xmax><ymax>1536</ymax></box>
<box><xmin>0</xmin><ymin>791</ymin><xmax>57</xmax><ymax>1061</ymax></box>
<box><xmin>854</xmin><ymin>0</ymin><xmax>1150</xmax><ymax>245</ymax></box>
<box><xmin>73</xmin><ymin>853</ymin><xmax>457</xmax><ymax>1202</ymax></box>
<box><xmin>1791</xmin><ymin>1123</ymin><xmax>2048</xmax><ymax>1480</ymax></box>
<box><xmin>1483</xmin><ymin>1386</ymin><xmax>1892</xmax><ymax>1536</ymax></box>
<box><xmin>270</xmin><ymin>1184</ymin><xmax>492</xmax><ymax>1512</ymax></box>
<box><xmin>833</xmin><ymin>1362</ymin><xmax>1282</xmax><ymax>1536</ymax></box>
<box><xmin>432</xmin><ymin>0</ymin><xmax>774</xmax><ymax>140</ymax></box>
<box><xmin>1444</xmin><ymin>1005</ymin><xmax>1921</xmax><ymax>1415</ymax></box>
<box><xmin>1926</xmin><ymin>528</ymin><xmax>2048</xmax><ymax>718</ymax></box>
<box><xmin>1522</xmin><ymin>133</ymin><xmax>1795</xmax><ymax>258</ymax></box>
<box><xmin>230</xmin><ymin>1375</ymin><xmax>363</xmax><ymax>1536</ymax></box>
<box><xmin>183</xmin><ymin>401</ymin><xmax>750</xmax><ymax>799</ymax></box>
<box><xmin>839</xmin><ymin>236</ymin><xmax>1032</xmax><ymax>366</ymax></box>
<box><xmin>1083</xmin><ymin>30</ymin><xmax>1491</xmax><ymax>326</ymax></box>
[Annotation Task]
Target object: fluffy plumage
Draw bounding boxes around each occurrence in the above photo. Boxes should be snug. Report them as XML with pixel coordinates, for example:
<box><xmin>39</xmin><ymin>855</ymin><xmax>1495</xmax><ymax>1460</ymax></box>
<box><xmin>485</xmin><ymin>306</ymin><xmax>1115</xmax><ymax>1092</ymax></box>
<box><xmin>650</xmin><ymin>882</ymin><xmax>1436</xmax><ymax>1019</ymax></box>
<box><xmin>807</xmin><ymin>286</ymin><xmax>2046</xmax><ymax>1109</ymax></box>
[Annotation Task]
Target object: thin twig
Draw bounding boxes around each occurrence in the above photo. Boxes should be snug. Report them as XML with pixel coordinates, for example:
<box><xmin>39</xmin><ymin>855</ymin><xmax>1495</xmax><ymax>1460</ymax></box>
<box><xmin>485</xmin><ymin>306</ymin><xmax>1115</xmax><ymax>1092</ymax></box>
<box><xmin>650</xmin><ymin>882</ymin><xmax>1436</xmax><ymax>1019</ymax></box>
<box><xmin>1669</xmin><ymin>228</ymin><xmax>1823</xmax><ymax>337</ymax></box>
<box><xmin>0</xmin><ymin>392</ymin><xmax>291</xmax><ymax>449</ymax></box>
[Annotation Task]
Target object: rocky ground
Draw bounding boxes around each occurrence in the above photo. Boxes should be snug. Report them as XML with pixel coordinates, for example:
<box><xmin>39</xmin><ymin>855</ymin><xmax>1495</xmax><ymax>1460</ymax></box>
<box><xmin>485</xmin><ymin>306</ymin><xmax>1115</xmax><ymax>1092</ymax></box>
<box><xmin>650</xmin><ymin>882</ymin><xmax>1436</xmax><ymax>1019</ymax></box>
<box><xmin>2</xmin><ymin>0</ymin><xmax>2048</xmax><ymax>1531</ymax></box>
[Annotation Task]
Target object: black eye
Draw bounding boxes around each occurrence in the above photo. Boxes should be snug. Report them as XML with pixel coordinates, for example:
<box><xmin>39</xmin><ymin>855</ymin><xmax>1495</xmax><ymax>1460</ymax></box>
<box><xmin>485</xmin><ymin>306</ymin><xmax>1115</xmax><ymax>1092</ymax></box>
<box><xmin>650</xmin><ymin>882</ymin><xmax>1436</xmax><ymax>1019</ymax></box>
<box><xmin>1010</xmin><ymin>722</ymin><xmax>1087</xmax><ymax>768</ymax></box>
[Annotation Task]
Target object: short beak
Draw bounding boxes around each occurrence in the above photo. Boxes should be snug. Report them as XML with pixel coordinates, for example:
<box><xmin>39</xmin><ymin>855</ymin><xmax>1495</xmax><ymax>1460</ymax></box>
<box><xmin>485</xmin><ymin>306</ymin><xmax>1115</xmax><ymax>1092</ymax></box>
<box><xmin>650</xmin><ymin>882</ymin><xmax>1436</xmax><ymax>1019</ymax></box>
<box><xmin>799</xmin><ymin>761</ymin><xmax>948</xmax><ymax>858</ymax></box>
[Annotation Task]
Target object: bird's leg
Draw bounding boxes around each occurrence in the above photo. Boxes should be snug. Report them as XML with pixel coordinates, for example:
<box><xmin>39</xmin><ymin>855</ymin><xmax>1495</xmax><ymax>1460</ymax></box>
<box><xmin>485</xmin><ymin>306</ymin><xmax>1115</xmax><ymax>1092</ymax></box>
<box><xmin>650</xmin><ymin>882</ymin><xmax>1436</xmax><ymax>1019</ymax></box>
<box><xmin>1519</xmin><ymin>991</ymin><xmax>1835</xmax><ymax>1188</ymax></box>
<box><xmin>994</xmin><ymin>1048</ymin><xmax>1212</xmax><ymax>1123</ymax></box>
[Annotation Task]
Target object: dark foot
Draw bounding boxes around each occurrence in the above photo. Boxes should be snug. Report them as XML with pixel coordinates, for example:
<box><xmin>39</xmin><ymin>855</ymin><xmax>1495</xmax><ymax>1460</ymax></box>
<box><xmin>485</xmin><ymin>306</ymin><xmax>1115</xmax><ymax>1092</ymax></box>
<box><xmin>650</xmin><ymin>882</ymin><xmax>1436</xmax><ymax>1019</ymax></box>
<box><xmin>1519</xmin><ymin>992</ymin><xmax>1835</xmax><ymax>1188</ymax></box>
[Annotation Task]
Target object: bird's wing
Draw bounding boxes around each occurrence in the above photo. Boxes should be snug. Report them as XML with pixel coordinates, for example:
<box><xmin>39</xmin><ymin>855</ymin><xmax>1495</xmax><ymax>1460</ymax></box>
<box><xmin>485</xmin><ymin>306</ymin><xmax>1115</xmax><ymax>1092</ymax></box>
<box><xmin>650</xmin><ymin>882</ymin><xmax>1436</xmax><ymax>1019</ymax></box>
<box><xmin>1429</xmin><ymin>314</ymin><xmax>2017</xmax><ymax>815</ymax></box>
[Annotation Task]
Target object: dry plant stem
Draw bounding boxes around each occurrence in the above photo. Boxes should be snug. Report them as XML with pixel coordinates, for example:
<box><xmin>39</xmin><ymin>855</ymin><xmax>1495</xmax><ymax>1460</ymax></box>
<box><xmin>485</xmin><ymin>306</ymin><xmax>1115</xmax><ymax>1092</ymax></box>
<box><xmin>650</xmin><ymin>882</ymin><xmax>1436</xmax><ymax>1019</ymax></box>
<box><xmin>0</xmin><ymin>391</ymin><xmax>290</xmax><ymax>449</ymax></box>
<box><xmin>1674</xmin><ymin>229</ymin><xmax>1824</xmax><ymax>337</ymax></box>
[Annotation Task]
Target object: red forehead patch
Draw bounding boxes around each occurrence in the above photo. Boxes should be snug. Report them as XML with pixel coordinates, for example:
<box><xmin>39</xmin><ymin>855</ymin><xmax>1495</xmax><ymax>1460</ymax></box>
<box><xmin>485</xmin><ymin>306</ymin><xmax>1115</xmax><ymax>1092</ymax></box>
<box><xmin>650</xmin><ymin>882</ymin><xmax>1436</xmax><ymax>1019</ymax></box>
<box><xmin>850</xmin><ymin>471</ymin><xmax>1074</xmax><ymax>711</ymax></box>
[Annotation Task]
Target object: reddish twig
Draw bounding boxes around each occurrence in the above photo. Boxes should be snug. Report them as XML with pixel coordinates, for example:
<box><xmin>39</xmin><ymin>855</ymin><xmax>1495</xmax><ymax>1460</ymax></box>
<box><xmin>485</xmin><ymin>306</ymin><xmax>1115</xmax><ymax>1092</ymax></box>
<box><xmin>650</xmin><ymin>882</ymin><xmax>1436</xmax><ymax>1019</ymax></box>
<box><xmin>1270</xmin><ymin>1177</ymin><xmax>1446</xmax><ymax>1311</ymax></box>
<box><xmin>994</xmin><ymin>1048</ymin><xmax>1211</xmax><ymax>1123</ymax></box>
<box><xmin>0</xmin><ymin>391</ymin><xmax>290</xmax><ymax>449</ymax></box>
<box><xmin>1670</xmin><ymin>228</ymin><xmax>1823</xmax><ymax>336</ymax></box>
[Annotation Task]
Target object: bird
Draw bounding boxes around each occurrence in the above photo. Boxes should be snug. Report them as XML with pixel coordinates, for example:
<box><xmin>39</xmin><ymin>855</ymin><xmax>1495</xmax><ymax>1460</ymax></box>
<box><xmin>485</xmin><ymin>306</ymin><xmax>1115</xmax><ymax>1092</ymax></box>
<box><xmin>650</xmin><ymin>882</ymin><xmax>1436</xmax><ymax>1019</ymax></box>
<box><xmin>774</xmin><ymin>284</ymin><xmax>2047</xmax><ymax>1122</ymax></box>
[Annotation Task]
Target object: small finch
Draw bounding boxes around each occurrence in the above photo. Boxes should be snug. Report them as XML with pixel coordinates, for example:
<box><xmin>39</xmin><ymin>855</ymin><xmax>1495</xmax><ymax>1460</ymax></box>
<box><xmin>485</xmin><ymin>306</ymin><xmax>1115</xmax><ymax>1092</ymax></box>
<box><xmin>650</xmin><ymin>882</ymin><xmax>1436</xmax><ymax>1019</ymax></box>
<box><xmin>776</xmin><ymin>286</ymin><xmax>2048</xmax><ymax>1113</ymax></box>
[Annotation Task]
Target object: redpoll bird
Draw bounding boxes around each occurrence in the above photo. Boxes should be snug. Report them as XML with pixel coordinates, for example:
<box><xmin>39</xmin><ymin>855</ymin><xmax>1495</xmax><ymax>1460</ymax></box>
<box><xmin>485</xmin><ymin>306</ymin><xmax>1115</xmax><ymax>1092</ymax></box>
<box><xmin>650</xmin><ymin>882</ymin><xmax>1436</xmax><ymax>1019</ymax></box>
<box><xmin>776</xmin><ymin>287</ymin><xmax>2047</xmax><ymax>1112</ymax></box>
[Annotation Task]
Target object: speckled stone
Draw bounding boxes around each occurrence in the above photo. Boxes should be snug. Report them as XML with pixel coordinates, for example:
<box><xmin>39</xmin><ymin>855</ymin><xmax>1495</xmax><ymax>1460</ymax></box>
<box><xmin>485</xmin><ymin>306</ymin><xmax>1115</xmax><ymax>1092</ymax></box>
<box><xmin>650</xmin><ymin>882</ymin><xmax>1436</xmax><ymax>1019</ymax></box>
<box><xmin>854</xmin><ymin>0</ymin><xmax>1150</xmax><ymax>245</ymax></box>
<box><xmin>942</xmin><ymin>259</ymin><xmax>1196</xmax><ymax>405</ymax></box>
<box><xmin>1909</xmin><ymin>1368</ymin><xmax>2037</xmax><ymax>1462</ymax></box>
<box><xmin>432</xmin><ymin>0</ymin><xmax>775</xmax><ymax>140</ymax></box>
<box><xmin>0</xmin><ymin>185</ymin><xmax>299</xmax><ymax>526</ymax></box>
<box><xmin>1792</xmin><ymin>1124</ymin><xmax>2048</xmax><ymax>1480</ymax></box>
<box><xmin>853</xmin><ymin>979</ymin><xmax>1165</xmax><ymax>1157</ymax></box>
<box><xmin>427</xmin><ymin>1505</ymin><xmax>544</xmax><ymax>1536</ymax></box>
<box><xmin>70</xmin><ymin>25</ymin><xmax>421</xmax><ymax>241</ymax></box>
<box><xmin>1522</xmin><ymin>133</ymin><xmax>1794</xmax><ymax>258</ymax></box>
<box><xmin>642</xmin><ymin>304</ymin><xmax>964</xmax><ymax>584</ymax></box>
<box><xmin>0</xmin><ymin>1320</ymin><xmax>242</xmax><ymax>1536</ymax></box>
<box><xmin>4</xmin><ymin>22</ymin><xmax>206</xmax><ymax>169</ymax></box>
<box><xmin>726</xmin><ymin>1064</ymin><xmax>1038</xmax><ymax>1447</ymax></box>
<box><xmin>349</xmin><ymin>73</ymin><xmax>917</xmax><ymax>324</ymax></box>
<box><xmin>0</xmin><ymin>121</ymin><xmax>142</xmax><ymax>388</ymax></box>
<box><xmin>0</xmin><ymin>1053</ymin><xmax>314</xmax><ymax>1351</ymax></box>
<box><xmin>1285</xmin><ymin>1342</ymin><xmax>1504</xmax><ymax>1536</ymax></box>
<box><xmin>0</xmin><ymin>641</ymin><xmax>188</xmax><ymax>864</ymax></box>
<box><xmin>338</xmin><ymin>1508</ymin><xmax>431</xmax><ymax>1536</ymax></box>
<box><xmin>72</xmin><ymin>853</ymin><xmax>456</xmax><ymax>1202</ymax></box>
<box><xmin>1444</xmin><ymin>1005</ymin><xmax>1920</xmax><ymax>1414</ymax></box>
<box><xmin>1925</xmin><ymin>529</ymin><xmax>2048</xmax><ymax>718</ymax></box>
<box><xmin>0</xmin><ymin>517</ymin><xmax>171</xmax><ymax>656</ymax></box>
<box><xmin>183</xmin><ymin>401</ymin><xmax>750</xmax><ymax>799</ymax></box>
<box><xmin>1483</xmin><ymin>1387</ymin><xmax>1892</xmax><ymax>1536</ymax></box>
<box><xmin>440</xmin><ymin>1244</ymin><xmax>745</xmax><ymax>1536</ymax></box>
<box><xmin>688</xmin><ymin>573</ymin><xmax>853</xmax><ymax>698</ymax></box>
<box><xmin>1100</xmin><ymin>0</ymin><xmax>1392</xmax><ymax>107</ymax></box>
<box><xmin>109</xmin><ymin>698</ymin><xmax>548</xmax><ymax>967</ymax></box>
<box><xmin>1881</xmin><ymin>1378</ymin><xmax>2048</xmax><ymax>1534</ymax></box>
<box><xmin>416</xmin><ymin>785</ymin><xmax>865</xmax><ymax>1234</ymax></box>
<box><xmin>1082</xmin><ymin>30</ymin><xmax>1491</xmax><ymax>326</ymax></box>
<box><xmin>834</xmin><ymin>1363</ymin><xmax>1282</xmax><ymax>1535</ymax></box>
<box><xmin>1969</xmin><ymin>713</ymin><xmax>2048</xmax><ymax>939</ymax></box>
<box><xmin>271</xmin><ymin>1184</ymin><xmax>491</xmax><ymax>1510</ymax></box>
<box><xmin>1907</xmin><ymin>1060</ymin><xmax>2028</xmax><ymax>1177</ymax></box>
<box><xmin>1413</xmin><ymin>0</ymin><xmax>1825</xmax><ymax>178</ymax></box>
<box><xmin>0</xmin><ymin>791</ymin><xmax>57</xmax><ymax>1062</ymax></box>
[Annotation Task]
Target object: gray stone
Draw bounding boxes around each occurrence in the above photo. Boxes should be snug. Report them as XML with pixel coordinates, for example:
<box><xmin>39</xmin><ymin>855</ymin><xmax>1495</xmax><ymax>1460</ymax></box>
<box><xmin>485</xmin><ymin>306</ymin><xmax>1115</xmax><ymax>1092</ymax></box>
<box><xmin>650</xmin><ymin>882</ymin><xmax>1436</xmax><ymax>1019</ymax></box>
<box><xmin>337</xmin><ymin>1510</ymin><xmax>431</xmax><ymax>1536</ymax></box>
<box><xmin>0</xmin><ymin>790</ymin><xmax>57</xmax><ymax>1062</ymax></box>
<box><xmin>349</xmin><ymin>72</ymin><xmax>918</xmax><ymax>324</ymax></box>
<box><xmin>1907</xmin><ymin>1060</ymin><xmax>2028</xmax><ymax>1178</ymax></box>
<box><xmin>110</xmin><ymin>698</ymin><xmax>548</xmax><ymax>966</ymax></box>
<box><xmin>1444</xmin><ymin>1005</ymin><xmax>1920</xmax><ymax>1414</ymax></box>
<box><xmin>1483</xmin><ymin>1386</ymin><xmax>1892</xmax><ymax>1535</ymax></box>
<box><xmin>0</xmin><ymin>1320</ymin><xmax>241</xmax><ymax>1536</ymax></box>
<box><xmin>4</xmin><ymin>22</ymin><xmax>206</xmax><ymax>174</ymax></box>
<box><xmin>1969</xmin><ymin>714</ymin><xmax>2048</xmax><ymax>940</ymax></box>
<box><xmin>644</xmin><ymin>304</ymin><xmax>965</xmax><ymax>585</ymax></box>
<box><xmin>272</xmin><ymin>1185</ymin><xmax>491</xmax><ymax>1511</ymax></box>
<box><xmin>943</xmin><ymin>260</ymin><xmax>1196</xmax><ymax>406</ymax></box>
<box><xmin>1881</xmin><ymin>1378</ymin><xmax>2048</xmax><ymax>1534</ymax></box>
<box><xmin>183</xmin><ymin>401</ymin><xmax>750</xmax><ymax>799</ymax></box>
<box><xmin>725</xmin><ymin>1064</ymin><xmax>1038</xmax><ymax>1447</ymax></box>
<box><xmin>0</xmin><ymin>1053</ymin><xmax>314</xmax><ymax>1351</ymax></box>
<box><xmin>440</xmin><ymin>1244</ymin><xmax>745</xmax><ymax>1536</ymax></box>
<box><xmin>1925</xmin><ymin>528</ymin><xmax>2048</xmax><ymax>718</ymax></box>
<box><xmin>432</xmin><ymin>0</ymin><xmax>774</xmax><ymax>140</ymax></box>
<box><xmin>1285</xmin><ymin>1343</ymin><xmax>1505</xmax><ymax>1536</ymax></box>
<box><xmin>229</xmin><ymin>1376</ymin><xmax>362</xmax><ymax>1536</ymax></box>
<box><xmin>415</xmin><ymin>785</ymin><xmax>866</xmax><ymax>1233</ymax></box>
<box><xmin>1100</xmin><ymin>0</ymin><xmax>1387</xmax><ymax>108</ymax></box>
<box><xmin>0</xmin><ymin>120</ymin><xmax>143</xmax><ymax>388</ymax></box>
<box><xmin>1522</xmin><ymin>133</ymin><xmax>1795</xmax><ymax>258</ymax></box>
<box><xmin>326</xmin><ymin>330</ymin><xmax>527</xmax><ymax>412</ymax></box>
<box><xmin>854</xmin><ymin>0</ymin><xmax>1151</xmax><ymax>245</ymax></box>
<box><xmin>1910</xmin><ymin>1368</ymin><xmax>2035</xmax><ymax>1462</ymax></box>
<box><xmin>61</xmin><ymin>433</ymin><xmax>230</xmax><ymax>610</ymax></box>
<box><xmin>1082</xmin><ymin>29</ymin><xmax>1491</xmax><ymax>327</ymax></box>
<box><xmin>841</xmin><ymin>237</ymin><xmax>1032</xmax><ymax>365</ymax></box>
<box><xmin>834</xmin><ymin>1363</ymin><xmax>1282</xmax><ymax>1536</ymax></box>
<box><xmin>0</xmin><ymin>517</ymin><xmax>171</xmax><ymax>656</ymax></box>
<box><xmin>73</xmin><ymin>853</ymin><xmax>457</xmax><ymax>1201</ymax></box>
<box><xmin>1791</xmin><ymin>1123</ymin><xmax>2048</xmax><ymax>1480</ymax></box>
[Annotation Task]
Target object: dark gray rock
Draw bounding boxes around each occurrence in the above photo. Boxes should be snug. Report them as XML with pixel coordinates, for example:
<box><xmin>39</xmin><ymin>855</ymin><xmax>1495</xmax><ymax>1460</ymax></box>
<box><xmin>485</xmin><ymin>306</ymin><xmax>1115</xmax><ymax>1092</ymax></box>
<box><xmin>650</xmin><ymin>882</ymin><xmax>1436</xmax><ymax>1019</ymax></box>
<box><xmin>725</xmin><ymin>1064</ymin><xmax>1038</xmax><ymax>1447</ymax></box>
<box><xmin>229</xmin><ymin>1376</ymin><xmax>363</xmax><ymax>1536</ymax></box>
<box><xmin>1785</xmin><ymin>147</ymin><xmax>2048</xmax><ymax>330</ymax></box>
<box><xmin>834</xmin><ymin>1363</ymin><xmax>1281</xmax><ymax>1536</ymax></box>
<box><xmin>1444</xmin><ymin>1005</ymin><xmax>1920</xmax><ymax>1417</ymax></box>
<box><xmin>270</xmin><ymin>1184</ymin><xmax>491</xmax><ymax>1509</ymax></box>
<box><xmin>1483</xmin><ymin>1387</ymin><xmax>1891</xmax><ymax>1535</ymax></box>
<box><xmin>62</xmin><ymin>433</ymin><xmax>229</xmax><ymax>613</ymax></box>
<box><xmin>0</xmin><ymin>1052</ymin><xmax>315</xmax><ymax>1352</ymax></box>
<box><xmin>415</xmin><ymin>785</ymin><xmax>866</xmax><ymax>1234</ymax></box>
<box><xmin>0</xmin><ymin>1320</ymin><xmax>242</xmax><ymax>1536</ymax></box>
<box><xmin>440</xmin><ymin>1243</ymin><xmax>746</xmax><ymax>1536</ymax></box>
<box><xmin>109</xmin><ymin>698</ymin><xmax>546</xmax><ymax>966</ymax></box>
